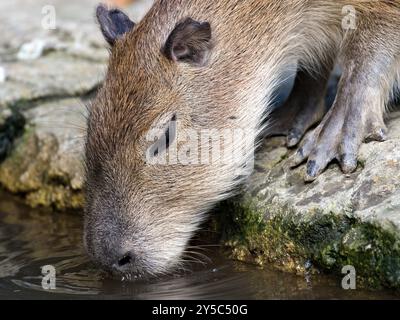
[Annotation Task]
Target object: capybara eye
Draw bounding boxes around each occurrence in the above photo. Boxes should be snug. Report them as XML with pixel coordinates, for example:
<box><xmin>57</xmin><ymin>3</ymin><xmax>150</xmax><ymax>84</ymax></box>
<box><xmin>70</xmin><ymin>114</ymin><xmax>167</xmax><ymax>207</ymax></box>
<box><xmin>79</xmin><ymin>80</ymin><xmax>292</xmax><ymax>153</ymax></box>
<box><xmin>148</xmin><ymin>114</ymin><xmax>177</xmax><ymax>157</ymax></box>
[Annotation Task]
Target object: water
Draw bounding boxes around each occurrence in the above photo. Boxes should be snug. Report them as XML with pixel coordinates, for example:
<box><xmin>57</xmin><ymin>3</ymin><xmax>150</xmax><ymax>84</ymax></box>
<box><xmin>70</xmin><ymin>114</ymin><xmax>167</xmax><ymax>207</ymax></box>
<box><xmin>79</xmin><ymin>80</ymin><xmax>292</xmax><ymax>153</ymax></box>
<box><xmin>0</xmin><ymin>193</ymin><xmax>398</xmax><ymax>300</ymax></box>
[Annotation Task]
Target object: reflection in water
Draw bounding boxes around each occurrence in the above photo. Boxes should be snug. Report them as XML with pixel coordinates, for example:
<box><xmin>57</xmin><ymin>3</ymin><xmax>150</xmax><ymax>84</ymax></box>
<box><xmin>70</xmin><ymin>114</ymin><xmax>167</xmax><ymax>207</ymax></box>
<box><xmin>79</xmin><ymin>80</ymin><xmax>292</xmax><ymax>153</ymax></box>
<box><xmin>0</xmin><ymin>193</ymin><xmax>398</xmax><ymax>300</ymax></box>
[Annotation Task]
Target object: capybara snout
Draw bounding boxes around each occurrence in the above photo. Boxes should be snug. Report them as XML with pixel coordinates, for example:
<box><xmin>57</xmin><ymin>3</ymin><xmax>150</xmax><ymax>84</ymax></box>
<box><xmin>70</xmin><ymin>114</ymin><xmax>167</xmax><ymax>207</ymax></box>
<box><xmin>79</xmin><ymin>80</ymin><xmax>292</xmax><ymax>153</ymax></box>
<box><xmin>84</xmin><ymin>192</ymin><xmax>194</xmax><ymax>277</ymax></box>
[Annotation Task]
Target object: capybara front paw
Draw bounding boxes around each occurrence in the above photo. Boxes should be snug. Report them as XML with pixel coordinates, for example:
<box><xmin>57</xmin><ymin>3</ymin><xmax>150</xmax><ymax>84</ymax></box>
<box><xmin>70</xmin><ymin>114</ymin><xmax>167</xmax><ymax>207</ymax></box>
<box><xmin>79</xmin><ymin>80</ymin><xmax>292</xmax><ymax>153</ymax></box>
<box><xmin>289</xmin><ymin>108</ymin><xmax>387</xmax><ymax>182</ymax></box>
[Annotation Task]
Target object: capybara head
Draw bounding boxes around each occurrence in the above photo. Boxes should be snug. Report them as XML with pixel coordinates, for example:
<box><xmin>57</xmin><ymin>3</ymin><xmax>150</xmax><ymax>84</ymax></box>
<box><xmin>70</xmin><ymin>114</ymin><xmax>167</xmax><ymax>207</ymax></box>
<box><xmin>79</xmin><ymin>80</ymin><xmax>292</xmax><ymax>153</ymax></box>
<box><xmin>84</xmin><ymin>3</ymin><xmax>255</xmax><ymax>278</ymax></box>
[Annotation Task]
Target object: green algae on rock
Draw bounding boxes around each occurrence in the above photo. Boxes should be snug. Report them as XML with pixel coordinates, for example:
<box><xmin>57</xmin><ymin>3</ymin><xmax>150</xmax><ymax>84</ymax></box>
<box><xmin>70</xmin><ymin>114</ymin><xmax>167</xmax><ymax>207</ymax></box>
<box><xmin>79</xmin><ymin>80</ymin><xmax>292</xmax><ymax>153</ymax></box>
<box><xmin>0</xmin><ymin>99</ymin><xmax>86</xmax><ymax>210</ymax></box>
<box><xmin>216</xmin><ymin>112</ymin><xmax>400</xmax><ymax>289</ymax></box>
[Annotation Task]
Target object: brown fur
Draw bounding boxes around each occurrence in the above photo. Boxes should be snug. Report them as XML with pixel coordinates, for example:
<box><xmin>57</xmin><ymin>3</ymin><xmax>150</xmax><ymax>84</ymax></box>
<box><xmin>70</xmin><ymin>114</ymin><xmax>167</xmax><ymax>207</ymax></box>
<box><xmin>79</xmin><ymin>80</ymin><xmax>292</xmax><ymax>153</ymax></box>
<box><xmin>84</xmin><ymin>0</ymin><xmax>400</xmax><ymax>277</ymax></box>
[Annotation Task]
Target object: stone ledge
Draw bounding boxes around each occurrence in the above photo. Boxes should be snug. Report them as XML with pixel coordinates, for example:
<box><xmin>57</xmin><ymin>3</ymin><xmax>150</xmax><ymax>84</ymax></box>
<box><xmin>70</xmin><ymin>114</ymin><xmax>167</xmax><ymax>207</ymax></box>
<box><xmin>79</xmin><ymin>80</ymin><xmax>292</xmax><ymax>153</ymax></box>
<box><xmin>216</xmin><ymin>112</ymin><xmax>400</xmax><ymax>289</ymax></box>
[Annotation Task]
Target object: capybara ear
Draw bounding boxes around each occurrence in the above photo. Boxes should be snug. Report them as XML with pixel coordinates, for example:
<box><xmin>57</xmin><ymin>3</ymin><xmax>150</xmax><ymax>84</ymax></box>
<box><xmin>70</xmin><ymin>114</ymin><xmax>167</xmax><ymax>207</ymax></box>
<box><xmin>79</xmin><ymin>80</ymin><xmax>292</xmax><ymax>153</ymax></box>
<box><xmin>163</xmin><ymin>18</ymin><xmax>213</xmax><ymax>66</ymax></box>
<box><xmin>96</xmin><ymin>4</ymin><xmax>135</xmax><ymax>46</ymax></box>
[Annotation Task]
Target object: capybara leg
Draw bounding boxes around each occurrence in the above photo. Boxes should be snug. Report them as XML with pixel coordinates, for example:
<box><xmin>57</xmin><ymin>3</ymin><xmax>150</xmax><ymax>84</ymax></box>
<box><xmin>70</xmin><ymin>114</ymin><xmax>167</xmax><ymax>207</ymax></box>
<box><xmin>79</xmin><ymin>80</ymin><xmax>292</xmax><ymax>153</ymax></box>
<box><xmin>290</xmin><ymin>8</ymin><xmax>400</xmax><ymax>182</ymax></box>
<box><xmin>285</xmin><ymin>65</ymin><xmax>333</xmax><ymax>147</ymax></box>
<box><xmin>268</xmin><ymin>65</ymin><xmax>332</xmax><ymax>139</ymax></box>
<box><xmin>267</xmin><ymin>97</ymin><xmax>300</xmax><ymax>137</ymax></box>
<box><xmin>290</xmin><ymin>59</ymin><xmax>398</xmax><ymax>181</ymax></box>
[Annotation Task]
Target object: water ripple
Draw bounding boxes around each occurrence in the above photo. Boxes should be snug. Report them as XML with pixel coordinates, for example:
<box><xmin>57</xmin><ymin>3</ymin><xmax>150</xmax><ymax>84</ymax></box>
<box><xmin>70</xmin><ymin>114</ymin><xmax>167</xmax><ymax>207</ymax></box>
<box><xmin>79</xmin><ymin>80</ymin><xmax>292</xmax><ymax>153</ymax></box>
<box><xmin>0</xmin><ymin>194</ymin><xmax>397</xmax><ymax>300</ymax></box>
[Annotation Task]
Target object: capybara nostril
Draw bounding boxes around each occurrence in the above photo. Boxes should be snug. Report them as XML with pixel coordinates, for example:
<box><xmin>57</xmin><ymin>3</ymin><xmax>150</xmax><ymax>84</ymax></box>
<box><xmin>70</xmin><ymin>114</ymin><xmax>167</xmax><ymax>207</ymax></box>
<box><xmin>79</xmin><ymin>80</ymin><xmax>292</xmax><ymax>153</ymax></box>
<box><xmin>118</xmin><ymin>253</ymin><xmax>133</xmax><ymax>267</ymax></box>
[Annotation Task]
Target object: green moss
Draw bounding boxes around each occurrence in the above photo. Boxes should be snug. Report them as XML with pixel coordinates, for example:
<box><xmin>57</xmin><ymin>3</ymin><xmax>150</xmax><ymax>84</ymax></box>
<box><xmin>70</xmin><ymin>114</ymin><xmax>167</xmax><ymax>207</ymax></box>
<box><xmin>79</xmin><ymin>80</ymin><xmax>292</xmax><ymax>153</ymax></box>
<box><xmin>338</xmin><ymin>224</ymin><xmax>400</xmax><ymax>289</ymax></box>
<box><xmin>215</xmin><ymin>199</ymin><xmax>308</xmax><ymax>272</ymax></box>
<box><xmin>215</xmin><ymin>195</ymin><xmax>400</xmax><ymax>289</ymax></box>
<box><xmin>26</xmin><ymin>186</ymin><xmax>84</xmax><ymax>211</ymax></box>
<box><xmin>0</xmin><ymin>127</ymin><xmax>84</xmax><ymax>211</ymax></box>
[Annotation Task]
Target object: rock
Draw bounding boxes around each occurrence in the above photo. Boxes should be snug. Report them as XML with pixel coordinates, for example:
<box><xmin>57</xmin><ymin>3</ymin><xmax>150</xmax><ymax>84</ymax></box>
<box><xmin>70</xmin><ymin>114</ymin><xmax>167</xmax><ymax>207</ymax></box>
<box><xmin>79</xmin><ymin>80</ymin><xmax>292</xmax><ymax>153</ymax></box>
<box><xmin>17</xmin><ymin>39</ymin><xmax>48</xmax><ymax>61</ymax></box>
<box><xmin>0</xmin><ymin>0</ymin><xmax>153</xmax><ymax>210</ymax></box>
<box><xmin>0</xmin><ymin>99</ymin><xmax>86</xmax><ymax>210</ymax></box>
<box><xmin>217</xmin><ymin>111</ymin><xmax>400</xmax><ymax>289</ymax></box>
<box><xmin>0</xmin><ymin>0</ymin><xmax>155</xmax><ymax>110</ymax></box>
<box><xmin>0</xmin><ymin>53</ymin><xmax>106</xmax><ymax>109</ymax></box>
<box><xmin>0</xmin><ymin>0</ymin><xmax>108</xmax><ymax>209</ymax></box>
<box><xmin>0</xmin><ymin>0</ymin><xmax>152</xmax><ymax>60</ymax></box>
<box><xmin>0</xmin><ymin>0</ymin><xmax>106</xmax><ymax>57</ymax></box>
